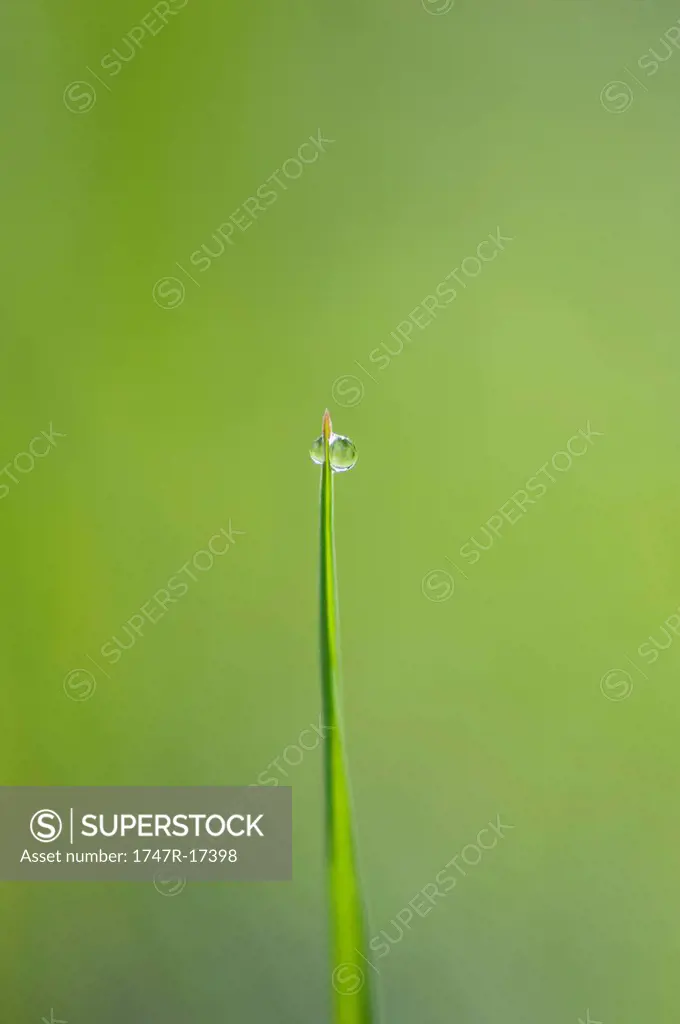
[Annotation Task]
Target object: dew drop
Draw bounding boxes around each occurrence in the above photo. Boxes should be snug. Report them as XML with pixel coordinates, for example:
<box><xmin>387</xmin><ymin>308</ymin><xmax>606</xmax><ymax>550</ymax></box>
<box><xmin>309</xmin><ymin>432</ymin><xmax>358</xmax><ymax>472</ymax></box>
<box><xmin>309</xmin><ymin>436</ymin><xmax>324</xmax><ymax>465</ymax></box>
<box><xmin>328</xmin><ymin>435</ymin><xmax>358</xmax><ymax>473</ymax></box>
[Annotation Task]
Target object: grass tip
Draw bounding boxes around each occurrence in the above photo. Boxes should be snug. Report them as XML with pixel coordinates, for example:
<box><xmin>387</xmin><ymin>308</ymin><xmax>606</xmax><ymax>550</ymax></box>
<box><xmin>322</xmin><ymin>408</ymin><xmax>332</xmax><ymax>441</ymax></box>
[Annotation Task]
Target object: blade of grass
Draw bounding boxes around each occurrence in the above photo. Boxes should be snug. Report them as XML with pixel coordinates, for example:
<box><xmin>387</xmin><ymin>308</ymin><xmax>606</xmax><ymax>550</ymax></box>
<box><xmin>319</xmin><ymin>409</ymin><xmax>375</xmax><ymax>1024</ymax></box>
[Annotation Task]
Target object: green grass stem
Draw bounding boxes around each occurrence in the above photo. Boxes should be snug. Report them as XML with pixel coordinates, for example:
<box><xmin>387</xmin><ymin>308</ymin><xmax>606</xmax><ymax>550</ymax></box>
<box><xmin>318</xmin><ymin>409</ymin><xmax>375</xmax><ymax>1024</ymax></box>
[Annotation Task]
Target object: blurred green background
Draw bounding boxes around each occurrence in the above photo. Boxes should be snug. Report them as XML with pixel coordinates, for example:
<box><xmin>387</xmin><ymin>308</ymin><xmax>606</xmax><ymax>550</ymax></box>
<box><xmin>2</xmin><ymin>0</ymin><xmax>680</xmax><ymax>1020</ymax></box>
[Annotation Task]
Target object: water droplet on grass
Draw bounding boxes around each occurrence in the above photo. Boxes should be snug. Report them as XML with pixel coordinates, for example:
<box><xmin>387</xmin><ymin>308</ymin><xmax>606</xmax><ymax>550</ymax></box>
<box><xmin>328</xmin><ymin>435</ymin><xmax>358</xmax><ymax>472</ymax></box>
<box><xmin>310</xmin><ymin>433</ymin><xmax>358</xmax><ymax>472</ymax></box>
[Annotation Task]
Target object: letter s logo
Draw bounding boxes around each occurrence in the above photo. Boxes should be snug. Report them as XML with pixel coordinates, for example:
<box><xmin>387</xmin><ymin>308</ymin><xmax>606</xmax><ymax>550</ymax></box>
<box><xmin>63</xmin><ymin>81</ymin><xmax>97</xmax><ymax>114</ymax></box>
<box><xmin>30</xmin><ymin>809</ymin><xmax>63</xmax><ymax>843</ymax></box>
<box><xmin>152</xmin><ymin>277</ymin><xmax>185</xmax><ymax>310</ymax></box>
